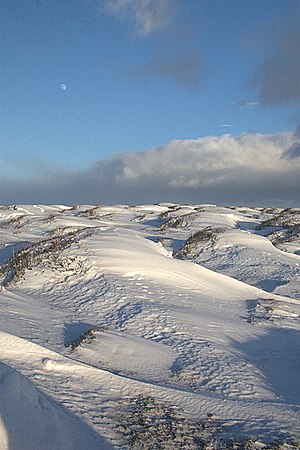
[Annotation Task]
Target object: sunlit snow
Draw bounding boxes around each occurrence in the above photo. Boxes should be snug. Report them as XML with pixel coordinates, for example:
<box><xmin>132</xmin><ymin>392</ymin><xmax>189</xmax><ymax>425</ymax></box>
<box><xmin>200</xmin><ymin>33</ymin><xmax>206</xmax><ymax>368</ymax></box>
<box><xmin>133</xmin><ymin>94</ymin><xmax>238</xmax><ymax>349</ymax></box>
<box><xmin>0</xmin><ymin>203</ymin><xmax>299</xmax><ymax>448</ymax></box>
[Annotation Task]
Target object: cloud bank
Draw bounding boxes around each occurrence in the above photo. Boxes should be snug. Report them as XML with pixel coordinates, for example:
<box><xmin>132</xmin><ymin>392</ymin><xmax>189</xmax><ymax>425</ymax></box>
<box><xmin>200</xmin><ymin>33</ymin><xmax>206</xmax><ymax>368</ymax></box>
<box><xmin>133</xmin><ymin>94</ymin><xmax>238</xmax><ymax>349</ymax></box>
<box><xmin>249</xmin><ymin>23</ymin><xmax>300</xmax><ymax>169</ymax></box>
<box><xmin>1</xmin><ymin>132</ymin><xmax>299</xmax><ymax>207</ymax></box>
<box><xmin>251</xmin><ymin>26</ymin><xmax>300</xmax><ymax>107</ymax></box>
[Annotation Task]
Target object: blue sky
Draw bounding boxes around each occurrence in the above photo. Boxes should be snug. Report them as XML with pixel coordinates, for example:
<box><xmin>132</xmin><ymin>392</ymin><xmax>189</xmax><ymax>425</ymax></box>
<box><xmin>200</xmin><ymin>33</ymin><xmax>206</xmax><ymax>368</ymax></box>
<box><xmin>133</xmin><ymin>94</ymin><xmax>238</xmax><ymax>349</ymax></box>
<box><xmin>0</xmin><ymin>0</ymin><xmax>299</xmax><ymax>205</ymax></box>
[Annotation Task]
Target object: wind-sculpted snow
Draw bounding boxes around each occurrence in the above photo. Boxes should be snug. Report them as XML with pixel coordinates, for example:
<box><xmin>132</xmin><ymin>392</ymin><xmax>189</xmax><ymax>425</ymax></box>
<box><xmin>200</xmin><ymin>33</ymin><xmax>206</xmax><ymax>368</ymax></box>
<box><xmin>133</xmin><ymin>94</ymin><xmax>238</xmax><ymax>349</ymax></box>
<box><xmin>0</xmin><ymin>204</ymin><xmax>300</xmax><ymax>448</ymax></box>
<box><xmin>0</xmin><ymin>361</ymin><xmax>112</xmax><ymax>450</ymax></box>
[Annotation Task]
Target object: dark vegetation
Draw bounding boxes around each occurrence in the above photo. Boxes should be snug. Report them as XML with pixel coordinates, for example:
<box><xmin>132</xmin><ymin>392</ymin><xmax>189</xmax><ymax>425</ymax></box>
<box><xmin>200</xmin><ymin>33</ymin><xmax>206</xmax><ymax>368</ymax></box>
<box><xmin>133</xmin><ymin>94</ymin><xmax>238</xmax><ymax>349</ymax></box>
<box><xmin>0</xmin><ymin>228</ymin><xmax>93</xmax><ymax>287</ymax></box>
<box><xmin>160</xmin><ymin>214</ymin><xmax>194</xmax><ymax>231</ymax></box>
<box><xmin>67</xmin><ymin>326</ymin><xmax>105</xmax><ymax>351</ymax></box>
<box><xmin>1</xmin><ymin>214</ymin><xmax>30</xmax><ymax>230</ymax></box>
<box><xmin>257</xmin><ymin>208</ymin><xmax>300</xmax><ymax>246</ymax></box>
<box><xmin>116</xmin><ymin>395</ymin><xmax>299</xmax><ymax>449</ymax></box>
<box><xmin>176</xmin><ymin>227</ymin><xmax>224</xmax><ymax>258</ymax></box>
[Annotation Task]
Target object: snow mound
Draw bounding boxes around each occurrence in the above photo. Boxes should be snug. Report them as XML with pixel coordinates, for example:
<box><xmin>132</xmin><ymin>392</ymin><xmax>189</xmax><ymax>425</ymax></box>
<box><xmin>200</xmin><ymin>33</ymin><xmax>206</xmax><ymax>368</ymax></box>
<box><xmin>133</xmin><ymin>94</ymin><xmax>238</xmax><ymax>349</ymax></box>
<box><xmin>76</xmin><ymin>329</ymin><xmax>178</xmax><ymax>382</ymax></box>
<box><xmin>0</xmin><ymin>362</ymin><xmax>111</xmax><ymax>450</ymax></box>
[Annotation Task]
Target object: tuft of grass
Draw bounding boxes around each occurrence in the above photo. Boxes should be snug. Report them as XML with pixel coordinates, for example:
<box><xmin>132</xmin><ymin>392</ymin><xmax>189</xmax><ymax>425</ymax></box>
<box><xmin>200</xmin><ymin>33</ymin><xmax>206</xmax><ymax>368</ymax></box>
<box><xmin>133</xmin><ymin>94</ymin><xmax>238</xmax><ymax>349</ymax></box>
<box><xmin>2</xmin><ymin>214</ymin><xmax>29</xmax><ymax>231</ymax></box>
<box><xmin>160</xmin><ymin>213</ymin><xmax>193</xmax><ymax>230</ymax></box>
<box><xmin>271</xmin><ymin>223</ymin><xmax>300</xmax><ymax>246</ymax></box>
<box><xmin>41</xmin><ymin>213</ymin><xmax>58</xmax><ymax>224</ymax></box>
<box><xmin>67</xmin><ymin>326</ymin><xmax>105</xmax><ymax>350</ymax></box>
<box><xmin>257</xmin><ymin>209</ymin><xmax>300</xmax><ymax>231</ymax></box>
<box><xmin>78</xmin><ymin>206</ymin><xmax>99</xmax><ymax>218</ymax></box>
<box><xmin>256</xmin><ymin>209</ymin><xmax>300</xmax><ymax>248</ymax></box>
<box><xmin>0</xmin><ymin>227</ymin><xmax>93</xmax><ymax>287</ymax></box>
<box><xmin>245</xmin><ymin>299</ymin><xmax>277</xmax><ymax>325</ymax></box>
<box><xmin>176</xmin><ymin>227</ymin><xmax>224</xmax><ymax>258</ymax></box>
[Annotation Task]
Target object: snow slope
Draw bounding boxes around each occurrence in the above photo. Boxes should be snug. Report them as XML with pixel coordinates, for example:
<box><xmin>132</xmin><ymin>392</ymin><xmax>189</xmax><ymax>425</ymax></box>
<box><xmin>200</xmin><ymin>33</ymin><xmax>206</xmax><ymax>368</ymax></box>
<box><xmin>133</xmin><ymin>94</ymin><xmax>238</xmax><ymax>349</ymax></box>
<box><xmin>0</xmin><ymin>361</ymin><xmax>111</xmax><ymax>450</ymax></box>
<box><xmin>0</xmin><ymin>204</ymin><xmax>299</xmax><ymax>448</ymax></box>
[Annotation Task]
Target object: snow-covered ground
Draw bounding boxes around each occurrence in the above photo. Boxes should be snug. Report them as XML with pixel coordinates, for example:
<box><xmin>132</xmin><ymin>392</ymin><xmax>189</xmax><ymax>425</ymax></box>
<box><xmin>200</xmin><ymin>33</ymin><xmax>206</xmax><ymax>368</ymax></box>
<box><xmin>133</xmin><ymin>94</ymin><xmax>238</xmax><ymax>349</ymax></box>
<box><xmin>0</xmin><ymin>204</ymin><xmax>299</xmax><ymax>449</ymax></box>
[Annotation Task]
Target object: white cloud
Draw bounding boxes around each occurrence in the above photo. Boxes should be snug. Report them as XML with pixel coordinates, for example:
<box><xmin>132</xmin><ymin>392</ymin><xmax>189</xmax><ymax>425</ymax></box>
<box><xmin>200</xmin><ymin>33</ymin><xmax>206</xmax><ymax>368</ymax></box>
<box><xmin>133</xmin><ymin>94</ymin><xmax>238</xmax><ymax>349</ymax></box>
<box><xmin>107</xmin><ymin>133</ymin><xmax>295</xmax><ymax>187</ymax></box>
<box><xmin>232</xmin><ymin>101</ymin><xmax>260</xmax><ymax>109</ymax></box>
<box><xmin>1</xmin><ymin>132</ymin><xmax>299</xmax><ymax>207</ymax></box>
<box><xmin>101</xmin><ymin>0</ymin><xmax>176</xmax><ymax>36</ymax></box>
<box><xmin>220</xmin><ymin>124</ymin><xmax>233</xmax><ymax>128</ymax></box>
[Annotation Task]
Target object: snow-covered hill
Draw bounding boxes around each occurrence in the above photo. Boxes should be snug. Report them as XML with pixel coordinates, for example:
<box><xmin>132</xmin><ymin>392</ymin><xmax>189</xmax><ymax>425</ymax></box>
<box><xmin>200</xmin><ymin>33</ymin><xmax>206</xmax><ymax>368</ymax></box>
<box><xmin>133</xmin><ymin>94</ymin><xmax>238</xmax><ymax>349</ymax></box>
<box><xmin>0</xmin><ymin>204</ymin><xmax>299</xmax><ymax>449</ymax></box>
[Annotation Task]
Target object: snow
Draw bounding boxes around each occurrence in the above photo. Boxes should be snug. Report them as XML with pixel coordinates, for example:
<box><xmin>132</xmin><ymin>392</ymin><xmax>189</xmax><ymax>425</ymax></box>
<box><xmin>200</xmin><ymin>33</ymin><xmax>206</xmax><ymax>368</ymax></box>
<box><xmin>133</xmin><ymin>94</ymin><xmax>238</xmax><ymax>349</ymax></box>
<box><xmin>0</xmin><ymin>203</ymin><xmax>300</xmax><ymax>448</ymax></box>
<box><xmin>76</xmin><ymin>329</ymin><xmax>178</xmax><ymax>382</ymax></box>
<box><xmin>0</xmin><ymin>360</ymin><xmax>112</xmax><ymax>450</ymax></box>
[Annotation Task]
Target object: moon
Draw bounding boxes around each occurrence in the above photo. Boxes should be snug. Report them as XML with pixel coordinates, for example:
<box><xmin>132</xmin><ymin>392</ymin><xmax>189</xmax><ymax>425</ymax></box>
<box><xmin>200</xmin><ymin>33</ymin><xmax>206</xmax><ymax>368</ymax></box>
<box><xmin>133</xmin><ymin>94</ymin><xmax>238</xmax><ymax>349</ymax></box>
<box><xmin>60</xmin><ymin>83</ymin><xmax>67</xmax><ymax>91</ymax></box>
